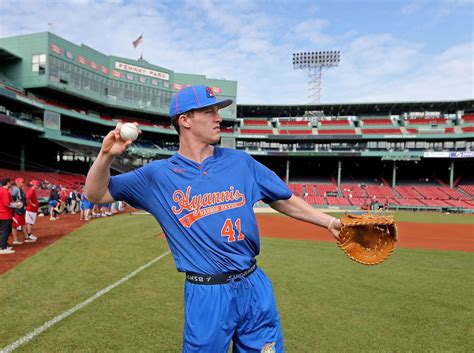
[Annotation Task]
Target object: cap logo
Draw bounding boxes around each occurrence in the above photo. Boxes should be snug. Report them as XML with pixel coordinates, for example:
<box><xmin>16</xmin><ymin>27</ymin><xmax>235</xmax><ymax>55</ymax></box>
<box><xmin>205</xmin><ymin>87</ymin><xmax>215</xmax><ymax>98</ymax></box>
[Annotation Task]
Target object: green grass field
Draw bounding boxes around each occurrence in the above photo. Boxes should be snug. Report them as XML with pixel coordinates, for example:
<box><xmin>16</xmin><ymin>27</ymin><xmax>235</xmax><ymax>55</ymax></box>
<box><xmin>0</xmin><ymin>212</ymin><xmax>472</xmax><ymax>352</ymax></box>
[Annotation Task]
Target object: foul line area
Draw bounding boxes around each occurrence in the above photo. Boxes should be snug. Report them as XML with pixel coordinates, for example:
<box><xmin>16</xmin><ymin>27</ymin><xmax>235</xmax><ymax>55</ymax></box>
<box><xmin>0</xmin><ymin>250</ymin><xmax>171</xmax><ymax>353</ymax></box>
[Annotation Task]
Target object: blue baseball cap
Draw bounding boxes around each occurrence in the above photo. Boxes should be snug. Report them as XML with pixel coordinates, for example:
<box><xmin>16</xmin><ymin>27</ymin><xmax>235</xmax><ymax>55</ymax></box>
<box><xmin>169</xmin><ymin>85</ymin><xmax>233</xmax><ymax>117</ymax></box>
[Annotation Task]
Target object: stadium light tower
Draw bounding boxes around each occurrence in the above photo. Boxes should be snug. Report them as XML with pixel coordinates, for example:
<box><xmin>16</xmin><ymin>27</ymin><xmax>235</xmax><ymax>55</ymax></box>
<box><xmin>293</xmin><ymin>51</ymin><xmax>340</xmax><ymax>104</ymax></box>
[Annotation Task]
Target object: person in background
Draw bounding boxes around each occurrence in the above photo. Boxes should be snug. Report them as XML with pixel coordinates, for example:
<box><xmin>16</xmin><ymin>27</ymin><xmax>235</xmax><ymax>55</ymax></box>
<box><xmin>68</xmin><ymin>189</ymin><xmax>78</xmax><ymax>214</ymax></box>
<box><xmin>49</xmin><ymin>186</ymin><xmax>60</xmax><ymax>221</ymax></box>
<box><xmin>11</xmin><ymin>178</ymin><xmax>31</xmax><ymax>244</ymax></box>
<box><xmin>75</xmin><ymin>191</ymin><xmax>82</xmax><ymax>213</ymax></box>
<box><xmin>59</xmin><ymin>187</ymin><xmax>68</xmax><ymax>214</ymax></box>
<box><xmin>80</xmin><ymin>191</ymin><xmax>93</xmax><ymax>221</ymax></box>
<box><xmin>0</xmin><ymin>178</ymin><xmax>22</xmax><ymax>255</ymax></box>
<box><xmin>25</xmin><ymin>180</ymin><xmax>40</xmax><ymax>242</ymax></box>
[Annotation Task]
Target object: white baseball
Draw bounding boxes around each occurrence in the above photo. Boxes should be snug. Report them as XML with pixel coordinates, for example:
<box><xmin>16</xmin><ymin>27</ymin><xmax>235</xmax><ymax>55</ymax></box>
<box><xmin>120</xmin><ymin>123</ymin><xmax>139</xmax><ymax>141</ymax></box>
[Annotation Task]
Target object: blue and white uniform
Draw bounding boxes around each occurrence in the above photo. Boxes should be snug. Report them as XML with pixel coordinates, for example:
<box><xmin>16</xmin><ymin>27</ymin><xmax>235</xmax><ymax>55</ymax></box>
<box><xmin>109</xmin><ymin>147</ymin><xmax>291</xmax><ymax>352</ymax></box>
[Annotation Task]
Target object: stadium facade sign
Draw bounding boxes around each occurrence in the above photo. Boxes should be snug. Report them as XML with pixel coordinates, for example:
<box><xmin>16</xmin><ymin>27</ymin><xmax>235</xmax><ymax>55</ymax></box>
<box><xmin>450</xmin><ymin>151</ymin><xmax>474</xmax><ymax>158</ymax></box>
<box><xmin>115</xmin><ymin>61</ymin><xmax>169</xmax><ymax>80</ymax></box>
<box><xmin>423</xmin><ymin>152</ymin><xmax>450</xmax><ymax>158</ymax></box>
<box><xmin>423</xmin><ymin>151</ymin><xmax>474</xmax><ymax>159</ymax></box>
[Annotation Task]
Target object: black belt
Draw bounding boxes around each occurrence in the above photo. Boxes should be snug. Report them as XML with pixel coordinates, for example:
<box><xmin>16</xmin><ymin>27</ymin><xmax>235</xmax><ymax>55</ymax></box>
<box><xmin>185</xmin><ymin>263</ymin><xmax>257</xmax><ymax>285</ymax></box>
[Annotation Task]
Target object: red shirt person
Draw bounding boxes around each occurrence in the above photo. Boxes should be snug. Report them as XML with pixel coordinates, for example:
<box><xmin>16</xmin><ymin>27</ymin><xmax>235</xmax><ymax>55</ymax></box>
<box><xmin>25</xmin><ymin>180</ymin><xmax>40</xmax><ymax>242</ymax></box>
<box><xmin>0</xmin><ymin>178</ymin><xmax>22</xmax><ymax>254</ymax></box>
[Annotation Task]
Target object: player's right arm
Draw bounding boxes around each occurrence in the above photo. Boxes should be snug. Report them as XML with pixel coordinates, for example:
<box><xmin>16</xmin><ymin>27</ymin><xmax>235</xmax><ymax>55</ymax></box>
<box><xmin>85</xmin><ymin>123</ymin><xmax>135</xmax><ymax>204</ymax></box>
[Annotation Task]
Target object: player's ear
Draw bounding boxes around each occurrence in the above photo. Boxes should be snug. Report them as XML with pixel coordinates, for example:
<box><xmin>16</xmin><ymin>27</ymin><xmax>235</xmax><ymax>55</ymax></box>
<box><xmin>180</xmin><ymin>113</ymin><xmax>192</xmax><ymax>129</ymax></box>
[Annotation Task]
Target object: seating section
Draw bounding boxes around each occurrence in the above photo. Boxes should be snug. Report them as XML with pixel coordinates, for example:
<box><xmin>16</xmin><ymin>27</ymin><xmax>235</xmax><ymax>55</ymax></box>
<box><xmin>462</xmin><ymin>113</ymin><xmax>474</xmax><ymax>122</ymax></box>
<box><xmin>239</xmin><ymin>118</ymin><xmax>273</xmax><ymax>134</ymax></box>
<box><xmin>242</xmin><ymin>119</ymin><xmax>269</xmax><ymax>126</ymax></box>
<box><xmin>439</xmin><ymin>186</ymin><xmax>471</xmax><ymax>200</ymax></box>
<box><xmin>459</xmin><ymin>185</ymin><xmax>474</xmax><ymax>197</ymax></box>
<box><xmin>340</xmin><ymin>184</ymin><xmax>367</xmax><ymax>198</ymax></box>
<box><xmin>365</xmin><ymin>185</ymin><xmax>397</xmax><ymax>199</ymax></box>
<box><xmin>0</xmin><ymin>168</ymin><xmax>86</xmax><ymax>194</ymax></box>
<box><xmin>303</xmin><ymin>196</ymin><xmax>326</xmax><ymax>205</ymax></box>
<box><xmin>395</xmin><ymin>186</ymin><xmax>422</xmax><ymax>199</ymax></box>
<box><xmin>412</xmin><ymin>186</ymin><xmax>449</xmax><ymax>200</ymax></box>
<box><xmin>315</xmin><ymin>184</ymin><xmax>338</xmax><ymax>196</ymax></box>
<box><xmin>100</xmin><ymin>114</ymin><xmax>113</xmax><ymax>120</ymax></box>
<box><xmin>288</xmin><ymin>184</ymin><xmax>304</xmax><ymax>197</ymax></box>
<box><xmin>461</xmin><ymin>126</ymin><xmax>474</xmax><ymax>133</ymax></box>
<box><xmin>220</xmin><ymin>126</ymin><xmax>234</xmax><ymax>133</ymax></box>
<box><xmin>326</xmin><ymin>197</ymin><xmax>350</xmax><ymax>206</ymax></box>
<box><xmin>288</xmin><ymin>182</ymin><xmax>473</xmax><ymax>209</ymax></box>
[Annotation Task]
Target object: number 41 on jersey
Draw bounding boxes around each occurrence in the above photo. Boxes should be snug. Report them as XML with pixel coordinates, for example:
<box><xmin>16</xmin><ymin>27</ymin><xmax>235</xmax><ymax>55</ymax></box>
<box><xmin>221</xmin><ymin>218</ymin><xmax>245</xmax><ymax>242</ymax></box>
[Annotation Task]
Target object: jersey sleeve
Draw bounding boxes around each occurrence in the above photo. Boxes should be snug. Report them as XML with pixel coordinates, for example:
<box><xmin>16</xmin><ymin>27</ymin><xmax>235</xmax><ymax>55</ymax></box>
<box><xmin>108</xmin><ymin>162</ymin><xmax>155</xmax><ymax>210</ymax></box>
<box><xmin>246</xmin><ymin>156</ymin><xmax>292</xmax><ymax>204</ymax></box>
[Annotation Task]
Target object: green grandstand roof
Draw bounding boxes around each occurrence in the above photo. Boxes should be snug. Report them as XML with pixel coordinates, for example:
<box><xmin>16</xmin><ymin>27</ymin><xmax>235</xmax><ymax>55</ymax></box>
<box><xmin>0</xmin><ymin>47</ymin><xmax>22</xmax><ymax>63</ymax></box>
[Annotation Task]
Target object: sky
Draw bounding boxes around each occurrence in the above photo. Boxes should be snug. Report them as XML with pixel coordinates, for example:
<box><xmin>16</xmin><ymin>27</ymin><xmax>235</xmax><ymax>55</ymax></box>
<box><xmin>0</xmin><ymin>0</ymin><xmax>473</xmax><ymax>105</ymax></box>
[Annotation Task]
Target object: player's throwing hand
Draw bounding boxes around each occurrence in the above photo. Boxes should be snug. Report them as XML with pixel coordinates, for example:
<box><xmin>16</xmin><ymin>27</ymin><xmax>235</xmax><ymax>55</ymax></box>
<box><xmin>100</xmin><ymin>122</ymin><xmax>141</xmax><ymax>157</ymax></box>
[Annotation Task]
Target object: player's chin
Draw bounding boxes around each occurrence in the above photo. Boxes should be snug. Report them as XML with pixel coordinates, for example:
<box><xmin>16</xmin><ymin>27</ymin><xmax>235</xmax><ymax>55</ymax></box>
<box><xmin>209</xmin><ymin>133</ymin><xmax>220</xmax><ymax>144</ymax></box>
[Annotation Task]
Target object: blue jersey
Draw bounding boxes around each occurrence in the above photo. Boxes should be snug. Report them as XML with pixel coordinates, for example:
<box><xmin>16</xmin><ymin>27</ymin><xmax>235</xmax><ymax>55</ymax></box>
<box><xmin>109</xmin><ymin>147</ymin><xmax>291</xmax><ymax>274</ymax></box>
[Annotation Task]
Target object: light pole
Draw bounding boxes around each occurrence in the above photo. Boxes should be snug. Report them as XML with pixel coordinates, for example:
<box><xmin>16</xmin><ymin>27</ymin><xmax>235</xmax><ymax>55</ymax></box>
<box><xmin>293</xmin><ymin>51</ymin><xmax>340</xmax><ymax>104</ymax></box>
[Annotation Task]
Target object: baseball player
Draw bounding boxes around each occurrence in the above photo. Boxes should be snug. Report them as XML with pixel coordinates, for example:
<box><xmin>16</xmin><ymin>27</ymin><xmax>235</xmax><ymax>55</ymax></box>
<box><xmin>85</xmin><ymin>85</ymin><xmax>341</xmax><ymax>353</ymax></box>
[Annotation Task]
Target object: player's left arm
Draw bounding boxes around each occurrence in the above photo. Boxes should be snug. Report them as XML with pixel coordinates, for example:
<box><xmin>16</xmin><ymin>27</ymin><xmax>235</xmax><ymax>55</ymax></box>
<box><xmin>269</xmin><ymin>194</ymin><xmax>341</xmax><ymax>240</ymax></box>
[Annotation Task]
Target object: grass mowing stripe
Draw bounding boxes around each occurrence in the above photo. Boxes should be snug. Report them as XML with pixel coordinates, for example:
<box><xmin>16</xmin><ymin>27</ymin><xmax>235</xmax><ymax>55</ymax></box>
<box><xmin>0</xmin><ymin>250</ymin><xmax>170</xmax><ymax>353</ymax></box>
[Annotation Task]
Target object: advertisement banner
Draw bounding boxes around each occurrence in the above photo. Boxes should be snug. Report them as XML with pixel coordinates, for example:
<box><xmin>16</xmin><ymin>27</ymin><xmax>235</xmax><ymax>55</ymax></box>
<box><xmin>78</xmin><ymin>55</ymin><xmax>87</xmax><ymax>65</ymax></box>
<box><xmin>112</xmin><ymin>70</ymin><xmax>123</xmax><ymax>78</ymax></box>
<box><xmin>450</xmin><ymin>151</ymin><xmax>474</xmax><ymax>158</ymax></box>
<box><xmin>423</xmin><ymin>152</ymin><xmax>450</xmax><ymax>158</ymax></box>
<box><xmin>51</xmin><ymin>44</ymin><xmax>63</xmax><ymax>55</ymax></box>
